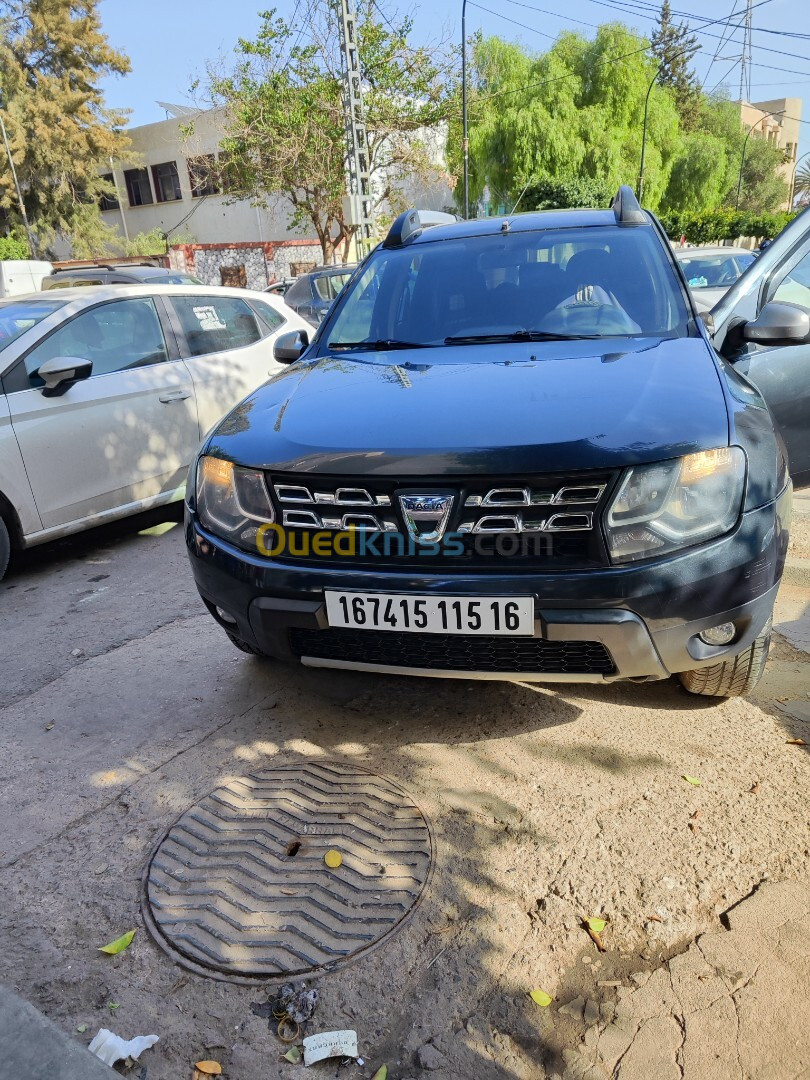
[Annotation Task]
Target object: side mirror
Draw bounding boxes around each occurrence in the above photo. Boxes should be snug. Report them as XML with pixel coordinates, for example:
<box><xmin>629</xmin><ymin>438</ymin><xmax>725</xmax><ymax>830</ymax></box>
<box><xmin>742</xmin><ymin>301</ymin><xmax>810</xmax><ymax>346</ymax></box>
<box><xmin>273</xmin><ymin>329</ymin><xmax>309</xmax><ymax>364</ymax></box>
<box><xmin>37</xmin><ymin>355</ymin><xmax>93</xmax><ymax>395</ymax></box>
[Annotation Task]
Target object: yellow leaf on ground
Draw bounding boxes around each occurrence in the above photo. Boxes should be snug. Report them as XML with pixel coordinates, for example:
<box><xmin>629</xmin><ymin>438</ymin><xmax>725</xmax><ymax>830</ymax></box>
<box><xmin>324</xmin><ymin>849</ymin><xmax>343</xmax><ymax>868</ymax></box>
<box><xmin>529</xmin><ymin>989</ymin><xmax>553</xmax><ymax>1007</ymax></box>
<box><xmin>786</xmin><ymin>738</ymin><xmax>806</xmax><ymax>746</ymax></box>
<box><xmin>585</xmin><ymin>917</ymin><xmax>607</xmax><ymax>933</ymax></box>
<box><xmin>682</xmin><ymin>775</ymin><xmax>701</xmax><ymax>786</ymax></box>
<box><xmin>98</xmin><ymin>929</ymin><xmax>136</xmax><ymax>955</ymax></box>
<box><xmin>371</xmin><ymin>1067</ymin><xmax>388</xmax><ymax>1080</ymax></box>
<box><xmin>195</xmin><ymin>1061</ymin><xmax>222</xmax><ymax>1075</ymax></box>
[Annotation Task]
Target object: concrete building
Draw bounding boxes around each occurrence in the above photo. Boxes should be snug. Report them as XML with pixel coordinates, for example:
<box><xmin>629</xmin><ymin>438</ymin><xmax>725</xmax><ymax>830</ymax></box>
<box><xmin>739</xmin><ymin>98</ymin><xmax>802</xmax><ymax>207</ymax></box>
<box><xmin>100</xmin><ymin>103</ymin><xmax>454</xmax><ymax>287</ymax></box>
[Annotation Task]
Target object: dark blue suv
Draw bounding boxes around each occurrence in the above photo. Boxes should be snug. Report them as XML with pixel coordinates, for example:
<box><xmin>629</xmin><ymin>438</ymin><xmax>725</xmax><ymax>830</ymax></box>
<box><xmin>185</xmin><ymin>187</ymin><xmax>802</xmax><ymax>698</ymax></box>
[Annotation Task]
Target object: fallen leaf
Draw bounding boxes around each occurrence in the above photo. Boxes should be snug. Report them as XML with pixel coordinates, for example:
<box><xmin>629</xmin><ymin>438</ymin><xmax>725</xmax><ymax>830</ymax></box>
<box><xmin>750</xmin><ymin>781</ymin><xmax>760</xmax><ymax>794</ymax></box>
<box><xmin>195</xmin><ymin>1062</ymin><xmax>222</xmax><ymax>1076</ymax></box>
<box><xmin>98</xmin><ymin>929</ymin><xmax>136</xmax><ymax>955</ymax></box>
<box><xmin>108</xmin><ymin>1002</ymin><xmax>120</xmax><ymax>1011</ymax></box>
<box><xmin>688</xmin><ymin>822</ymin><xmax>698</xmax><ymax>834</ymax></box>
<box><xmin>786</xmin><ymin>738</ymin><xmax>806</xmax><ymax>746</ymax></box>
<box><xmin>282</xmin><ymin>1046</ymin><xmax>302</xmax><ymax>1064</ymax></box>
<box><xmin>529</xmin><ymin>988</ymin><xmax>553</xmax><ymax>1007</ymax></box>
<box><xmin>76</xmin><ymin>1024</ymin><xmax>87</xmax><ymax>1033</ymax></box>
<box><xmin>585</xmin><ymin>917</ymin><xmax>607</xmax><ymax>933</ymax></box>
<box><xmin>691</xmin><ymin>810</ymin><xmax>701</xmax><ymax>820</ymax></box>
<box><xmin>371</xmin><ymin>1067</ymin><xmax>388</xmax><ymax>1080</ymax></box>
<box><xmin>648</xmin><ymin>914</ymin><xmax>663</xmax><ymax>923</ymax></box>
<box><xmin>682</xmin><ymin>775</ymin><xmax>701</xmax><ymax>786</ymax></box>
<box><xmin>324</xmin><ymin>849</ymin><xmax>343</xmax><ymax>868</ymax></box>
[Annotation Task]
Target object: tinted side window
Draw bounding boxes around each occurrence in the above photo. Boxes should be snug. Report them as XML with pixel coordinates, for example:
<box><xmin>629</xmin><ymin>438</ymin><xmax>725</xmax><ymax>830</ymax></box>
<box><xmin>249</xmin><ymin>300</ymin><xmax>286</xmax><ymax>333</ymax></box>
<box><xmin>284</xmin><ymin>279</ymin><xmax>311</xmax><ymax>305</ymax></box>
<box><xmin>22</xmin><ymin>298</ymin><xmax>169</xmax><ymax>382</ymax></box>
<box><xmin>171</xmin><ymin>295</ymin><xmax>262</xmax><ymax>356</ymax></box>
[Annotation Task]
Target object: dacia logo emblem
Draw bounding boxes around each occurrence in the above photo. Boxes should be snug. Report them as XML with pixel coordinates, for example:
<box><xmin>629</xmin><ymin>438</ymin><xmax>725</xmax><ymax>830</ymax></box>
<box><xmin>398</xmin><ymin>493</ymin><xmax>455</xmax><ymax>544</ymax></box>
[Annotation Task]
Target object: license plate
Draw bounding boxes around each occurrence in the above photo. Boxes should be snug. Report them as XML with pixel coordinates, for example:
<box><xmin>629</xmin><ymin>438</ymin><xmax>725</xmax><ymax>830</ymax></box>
<box><xmin>324</xmin><ymin>591</ymin><xmax>534</xmax><ymax>636</ymax></box>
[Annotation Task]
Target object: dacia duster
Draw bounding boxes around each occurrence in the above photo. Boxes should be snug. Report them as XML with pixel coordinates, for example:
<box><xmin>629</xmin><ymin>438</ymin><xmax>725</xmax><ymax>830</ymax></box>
<box><xmin>185</xmin><ymin>187</ymin><xmax>800</xmax><ymax>697</ymax></box>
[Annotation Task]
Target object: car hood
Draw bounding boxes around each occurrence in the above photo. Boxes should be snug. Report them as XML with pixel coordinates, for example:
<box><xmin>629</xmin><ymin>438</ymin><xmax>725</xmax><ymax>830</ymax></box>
<box><xmin>207</xmin><ymin>337</ymin><xmax>729</xmax><ymax>475</ymax></box>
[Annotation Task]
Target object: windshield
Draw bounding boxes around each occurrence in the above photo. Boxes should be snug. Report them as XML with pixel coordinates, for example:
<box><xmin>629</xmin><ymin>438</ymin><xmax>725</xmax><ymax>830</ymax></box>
<box><xmin>678</xmin><ymin>251</ymin><xmax>755</xmax><ymax>290</ymax></box>
<box><xmin>0</xmin><ymin>298</ymin><xmax>66</xmax><ymax>353</ymax></box>
<box><xmin>327</xmin><ymin>225</ymin><xmax>691</xmax><ymax>348</ymax></box>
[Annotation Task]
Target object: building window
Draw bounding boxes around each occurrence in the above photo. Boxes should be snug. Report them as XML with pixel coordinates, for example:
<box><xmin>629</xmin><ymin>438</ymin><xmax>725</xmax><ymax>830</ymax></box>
<box><xmin>124</xmin><ymin>167</ymin><xmax>153</xmax><ymax>207</ymax></box>
<box><xmin>99</xmin><ymin>174</ymin><xmax>119</xmax><ymax>212</ymax></box>
<box><xmin>151</xmin><ymin>161</ymin><xmax>182</xmax><ymax>203</ymax></box>
<box><xmin>187</xmin><ymin>154</ymin><xmax>220</xmax><ymax>198</ymax></box>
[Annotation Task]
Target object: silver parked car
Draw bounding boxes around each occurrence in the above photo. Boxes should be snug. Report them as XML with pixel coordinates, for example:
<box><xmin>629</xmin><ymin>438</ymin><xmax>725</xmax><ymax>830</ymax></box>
<box><xmin>675</xmin><ymin>245</ymin><xmax>757</xmax><ymax>310</ymax></box>
<box><xmin>0</xmin><ymin>284</ymin><xmax>309</xmax><ymax>580</ymax></box>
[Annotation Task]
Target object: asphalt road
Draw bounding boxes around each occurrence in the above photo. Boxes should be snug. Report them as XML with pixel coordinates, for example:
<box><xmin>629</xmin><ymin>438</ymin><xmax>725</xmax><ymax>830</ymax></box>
<box><xmin>0</xmin><ymin>496</ymin><xmax>807</xmax><ymax>1079</ymax></box>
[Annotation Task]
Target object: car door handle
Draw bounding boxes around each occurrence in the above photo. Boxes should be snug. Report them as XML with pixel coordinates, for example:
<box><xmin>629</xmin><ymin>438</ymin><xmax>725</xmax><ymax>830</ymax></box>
<box><xmin>159</xmin><ymin>390</ymin><xmax>192</xmax><ymax>403</ymax></box>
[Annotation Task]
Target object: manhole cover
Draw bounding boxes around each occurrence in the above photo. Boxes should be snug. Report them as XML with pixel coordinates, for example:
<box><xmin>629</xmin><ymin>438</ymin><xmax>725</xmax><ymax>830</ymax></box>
<box><xmin>142</xmin><ymin>762</ymin><xmax>432</xmax><ymax>980</ymax></box>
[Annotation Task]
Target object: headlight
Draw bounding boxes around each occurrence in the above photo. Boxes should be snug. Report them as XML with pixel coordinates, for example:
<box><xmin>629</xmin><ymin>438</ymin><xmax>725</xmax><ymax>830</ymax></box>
<box><xmin>196</xmin><ymin>455</ymin><xmax>274</xmax><ymax>549</ymax></box>
<box><xmin>605</xmin><ymin>447</ymin><xmax>746</xmax><ymax>563</ymax></box>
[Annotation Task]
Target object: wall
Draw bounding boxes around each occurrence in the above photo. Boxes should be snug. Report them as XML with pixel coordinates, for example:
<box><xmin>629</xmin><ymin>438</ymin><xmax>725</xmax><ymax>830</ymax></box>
<box><xmin>169</xmin><ymin>240</ymin><xmax>325</xmax><ymax>288</ymax></box>
<box><xmin>740</xmin><ymin>98</ymin><xmax>803</xmax><ymax>206</ymax></box>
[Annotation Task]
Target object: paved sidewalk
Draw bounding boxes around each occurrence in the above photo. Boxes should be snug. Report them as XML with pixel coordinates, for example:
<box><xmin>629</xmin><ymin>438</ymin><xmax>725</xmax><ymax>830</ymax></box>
<box><xmin>553</xmin><ymin>880</ymin><xmax>810</xmax><ymax>1080</ymax></box>
<box><xmin>0</xmin><ymin>984</ymin><xmax>114</xmax><ymax>1079</ymax></box>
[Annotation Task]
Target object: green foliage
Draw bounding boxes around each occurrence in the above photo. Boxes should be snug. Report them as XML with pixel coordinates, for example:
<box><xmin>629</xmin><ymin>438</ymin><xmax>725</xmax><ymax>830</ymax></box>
<box><xmin>650</xmin><ymin>0</ymin><xmax>700</xmax><ymax>130</ymax></box>
<box><xmin>454</xmin><ymin>25</ymin><xmax>679</xmax><ymax>214</ymax></box>
<box><xmin>0</xmin><ymin>232</ymin><xmax>30</xmax><ymax>259</ymax></box>
<box><xmin>794</xmin><ymin>163</ymin><xmax>810</xmax><ymax>204</ymax></box>
<box><xmin>525</xmin><ymin>176</ymin><xmax>614</xmax><ymax>210</ymax></box>
<box><xmin>68</xmin><ymin>204</ymin><xmax>123</xmax><ymax>259</ymax></box>
<box><xmin>123</xmin><ymin>228</ymin><xmax>168</xmax><ymax>256</ymax></box>
<box><xmin>658</xmin><ymin>208</ymin><xmax>797</xmax><ymax>244</ymax></box>
<box><xmin>0</xmin><ymin>0</ymin><xmax>131</xmax><ymax>254</ymax></box>
<box><xmin>205</xmin><ymin>2</ymin><xmax>454</xmax><ymax>262</ymax></box>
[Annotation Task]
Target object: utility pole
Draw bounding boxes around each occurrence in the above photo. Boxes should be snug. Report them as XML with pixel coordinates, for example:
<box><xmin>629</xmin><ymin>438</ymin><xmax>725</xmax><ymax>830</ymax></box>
<box><xmin>738</xmin><ymin>0</ymin><xmax>753</xmax><ymax>103</ymax></box>
<box><xmin>336</xmin><ymin>0</ymin><xmax>374</xmax><ymax>260</ymax></box>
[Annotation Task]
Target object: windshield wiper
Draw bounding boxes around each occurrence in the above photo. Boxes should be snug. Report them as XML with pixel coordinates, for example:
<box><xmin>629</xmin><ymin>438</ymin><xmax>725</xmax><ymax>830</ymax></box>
<box><xmin>444</xmin><ymin>330</ymin><xmax>601</xmax><ymax>344</ymax></box>
<box><xmin>328</xmin><ymin>338</ymin><xmax>433</xmax><ymax>351</ymax></box>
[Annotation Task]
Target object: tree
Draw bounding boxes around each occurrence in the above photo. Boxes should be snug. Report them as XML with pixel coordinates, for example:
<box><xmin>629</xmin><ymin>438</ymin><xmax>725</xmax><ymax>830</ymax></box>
<box><xmin>794</xmin><ymin>162</ymin><xmax>810</xmax><ymax>205</ymax></box>
<box><xmin>0</xmin><ymin>0</ymin><xmax>130</xmax><ymax>253</ymax></box>
<box><xmin>453</xmin><ymin>25</ymin><xmax>680</xmax><ymax>213</ymax></box>
<box><xmin>650</xmin><ymin>0</ymin><xmax>700</xmax><ymax>130</ymax></box>
<box><xmin>202</xmin><ymin>2</ymin><xmax>454</xmax><ymax>263</ymax></box>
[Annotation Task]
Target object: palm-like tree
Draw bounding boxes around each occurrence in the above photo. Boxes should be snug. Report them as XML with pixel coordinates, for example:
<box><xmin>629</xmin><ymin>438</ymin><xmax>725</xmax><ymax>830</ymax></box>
<box><xmin>793</xmin><ymin>163</ymin><xmax>810</xmax><ymax>205</ymax></box>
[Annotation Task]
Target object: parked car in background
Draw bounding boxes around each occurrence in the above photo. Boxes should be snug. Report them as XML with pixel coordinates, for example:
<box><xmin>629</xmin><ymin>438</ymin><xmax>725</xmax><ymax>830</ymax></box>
<box><xmin>264</xmin><ymin>278</ymin><xmax>296</xmax><ymax>297</ymax></box>
<box><xmin>675</xmin><ymin>246</ymin><xmax>757</xmax><ymax>310</ymax></box>
<box><xmin>41</xmin><ymin>263</ymin><xmax>203</xmax><ymax>289</ymax></box>
<box><xmin>0</xmin><ymin>284</ymin><xmax>308</xmax><ymax>581</ymax></box>
<box><xmin>187</xmin><ymin>190</ymin><xmax>807</xmax><ymax>700</ymax></box>
<box><xmin>0</xmin><ymin>260</ymin><xmax>53</xmax><ymax>297</ymax></box>
<box><xmin>283</xmin><ymin>264</ymin><xmax>357</xmax><ymax>326</ymax></box>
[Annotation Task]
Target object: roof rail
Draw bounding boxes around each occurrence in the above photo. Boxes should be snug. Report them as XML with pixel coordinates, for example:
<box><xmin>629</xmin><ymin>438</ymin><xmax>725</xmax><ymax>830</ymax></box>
<box><xmin>611</xmin><ymin>185</ymin><xmax>646</xmax><ymax>225</ymax></box>
<box><xmin>383</xmin><ymin>209</ymin><xmax>458</xmax><ymax>248</ymax></box>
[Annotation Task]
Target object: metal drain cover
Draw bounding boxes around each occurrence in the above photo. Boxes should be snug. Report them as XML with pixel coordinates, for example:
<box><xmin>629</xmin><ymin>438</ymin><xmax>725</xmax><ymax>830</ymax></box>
<box><xmin>143</xmin><ymin>762</ymin><xmax>432</xmax><ymax>979</ymax></box>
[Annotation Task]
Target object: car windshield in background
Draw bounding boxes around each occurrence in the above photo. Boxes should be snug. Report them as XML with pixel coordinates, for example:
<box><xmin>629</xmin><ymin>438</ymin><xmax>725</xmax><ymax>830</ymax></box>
<box><xmin>313</xmin><ymin>272</ymin><xmax>352</xmax><ymax>301</ymax></box>
<box><xmin>679</xmin><ymin>251</ymin><xmax>755</xmax><ymax>289</ymax></box>
<box><xmin>0</xmin><ymin>298</ymin><xmax>66</xmax><ymax>353</ymax></box>
<box><xmin>159</xmin><ymin>273</ymin><xmax>204</xmax><ymax>285</ymax></box>
<box><xmin>327</xmin><ymin>226</ymin><xmax>692</xmax><ymax>349</ymax></box>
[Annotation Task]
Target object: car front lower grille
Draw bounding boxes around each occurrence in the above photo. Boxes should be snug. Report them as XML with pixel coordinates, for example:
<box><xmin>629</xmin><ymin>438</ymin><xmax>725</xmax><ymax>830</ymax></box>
<box><xmin>265</xmin><ymin>471</ymin><xmax>618</xmax><ymax>569</ymax></box>
<box><xmin>289</xmin><ymin>628</ymin><xmax>616</xmax><ymax>675</ymax></box>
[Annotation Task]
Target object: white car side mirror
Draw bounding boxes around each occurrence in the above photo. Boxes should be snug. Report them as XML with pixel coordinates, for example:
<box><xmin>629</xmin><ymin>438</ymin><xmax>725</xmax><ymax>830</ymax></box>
<box><xmin>37</xmin><ymin>355</ymin><xmax>93</xmax><ymax>394</ymax></box>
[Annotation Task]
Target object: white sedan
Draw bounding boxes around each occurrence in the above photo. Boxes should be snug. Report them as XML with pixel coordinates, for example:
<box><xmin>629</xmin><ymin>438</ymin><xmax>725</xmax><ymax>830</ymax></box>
<box><xmin>674</xmin><ymin>245</ymin><xmax>757</xmax><ymax>311</ymax></box>
<box><xmin>0</xmin><ymin>284</ymin><xmax>311</xmax><ymax>579</ymax></box>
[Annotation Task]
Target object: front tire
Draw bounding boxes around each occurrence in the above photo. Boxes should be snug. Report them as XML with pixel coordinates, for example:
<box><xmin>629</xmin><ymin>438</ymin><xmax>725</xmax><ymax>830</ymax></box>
<box><xmin>677</xmin><ymin>619</ymin><xmax>771</xmax><ymax>698</ymax></box>
<box><xmin>0</xmin><ymin>517</ymin><xmax>10</xmax><ymax>583</ymax></box>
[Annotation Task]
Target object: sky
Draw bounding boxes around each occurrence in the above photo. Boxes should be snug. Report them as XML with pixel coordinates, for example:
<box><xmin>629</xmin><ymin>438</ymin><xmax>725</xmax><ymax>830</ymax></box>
<box><xmin>97</xmin><ymin>0</ymin><xmax>810</xmax><ymax>157</ymax></box>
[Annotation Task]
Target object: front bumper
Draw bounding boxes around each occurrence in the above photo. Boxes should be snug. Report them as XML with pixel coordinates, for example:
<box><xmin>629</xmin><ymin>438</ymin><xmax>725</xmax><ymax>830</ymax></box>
<box><xmin>185</xmin><ymin>485</ymin><xmax>790</xmax><ymax>683</ymax></box>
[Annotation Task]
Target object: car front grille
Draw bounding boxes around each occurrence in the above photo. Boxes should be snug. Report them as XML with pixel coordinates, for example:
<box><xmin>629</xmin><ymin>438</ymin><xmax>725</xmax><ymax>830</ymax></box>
<box><xmin>265</xmin><ymin>471</ymin><xmax>618</xmax><ymax>569</ymax></box>
<box><xmin>289</xmin><ymin>628</ymin><xmax>616</xmax><ymax>675</ymax></box>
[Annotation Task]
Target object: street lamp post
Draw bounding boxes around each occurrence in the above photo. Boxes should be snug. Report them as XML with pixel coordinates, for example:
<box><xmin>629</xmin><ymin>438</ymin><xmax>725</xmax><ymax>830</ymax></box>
<box><xmin>736</xmin><ymin>109</ymin><xmax>785</xmax><ymax>211</ymax></box>
<box><xmin>637</xmin><ymin>62</ymin><xmax>665</xmax><ymax>204</ymax></box>
<box><xmin>462</xmin><ymin>0</ymin><xmax>469</xmax><ymax>219</ymax></box>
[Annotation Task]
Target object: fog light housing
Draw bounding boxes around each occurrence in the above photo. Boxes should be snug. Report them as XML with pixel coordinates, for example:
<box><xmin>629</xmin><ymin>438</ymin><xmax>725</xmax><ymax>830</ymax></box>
<box><xmin>216</xmin><ymin>606</ymin><xmax>237</xmax><ymax>626</ymax></box>
<box><xmin>699</xmin><ymin>622</ymin><xmax>736</xmax><ymax>646</ymax></box>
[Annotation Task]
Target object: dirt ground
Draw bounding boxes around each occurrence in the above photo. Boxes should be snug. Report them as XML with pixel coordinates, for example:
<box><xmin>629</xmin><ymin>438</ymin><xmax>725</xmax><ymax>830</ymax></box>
<box><xmin>0</xmin><ymin>497</ymin><xmax>808</xmax><ymax>1080</ymax></box>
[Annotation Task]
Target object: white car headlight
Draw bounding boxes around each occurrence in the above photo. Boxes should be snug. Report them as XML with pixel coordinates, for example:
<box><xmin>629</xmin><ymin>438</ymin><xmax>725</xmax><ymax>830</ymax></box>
<box><xmin>196</xmin><ymin>455</ymin><xmax>274</xmax><ymax>548</ymax></box>
<box><xmin>605</xmin><ymin>447</ymin><xmax>746</xmax><ymax>563</ymax></box>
